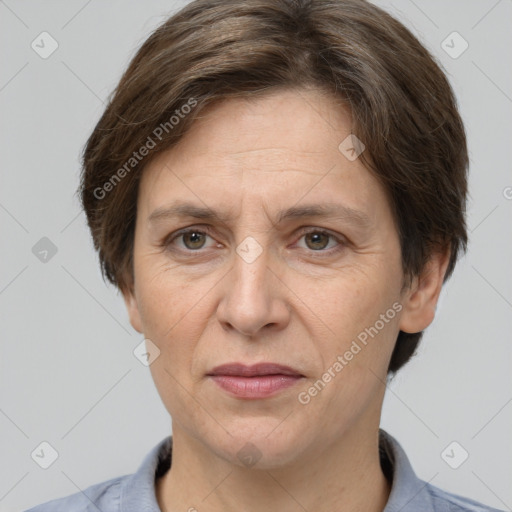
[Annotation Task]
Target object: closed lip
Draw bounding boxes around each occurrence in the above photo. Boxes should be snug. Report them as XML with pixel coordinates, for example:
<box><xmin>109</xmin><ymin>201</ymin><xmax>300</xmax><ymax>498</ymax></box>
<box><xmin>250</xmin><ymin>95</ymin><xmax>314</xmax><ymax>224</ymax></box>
<box><xmin>207</xmin><ymin>362</ymin><xmax>304</xmax><ymax>377</ymax></box>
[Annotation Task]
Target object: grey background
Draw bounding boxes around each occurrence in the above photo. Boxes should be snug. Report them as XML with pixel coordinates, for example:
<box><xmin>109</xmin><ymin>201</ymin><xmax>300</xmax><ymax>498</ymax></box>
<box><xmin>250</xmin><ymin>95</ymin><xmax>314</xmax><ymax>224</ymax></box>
<box><xmin>1</xmin><ymin>0</ymin><xmax>511</xmax><ymax>510</ymax></box>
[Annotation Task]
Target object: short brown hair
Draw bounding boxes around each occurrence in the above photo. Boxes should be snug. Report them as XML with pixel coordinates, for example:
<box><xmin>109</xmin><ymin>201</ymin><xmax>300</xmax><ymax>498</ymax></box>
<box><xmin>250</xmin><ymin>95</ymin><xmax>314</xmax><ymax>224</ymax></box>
<box><xmin>80</xmin><ymin>0</ymin><xmax>468</xmax><ymax>374</ymax></box>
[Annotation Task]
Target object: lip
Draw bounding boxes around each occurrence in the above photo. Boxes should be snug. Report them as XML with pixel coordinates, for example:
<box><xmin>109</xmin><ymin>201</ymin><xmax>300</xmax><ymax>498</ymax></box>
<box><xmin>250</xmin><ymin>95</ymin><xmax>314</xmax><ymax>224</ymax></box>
<box><xmin>207</xmin><ymin>363</ymin><xmax>304</xmax><ymax>399</ymax></box>
<box><xmin>208</xmin><ymin>362</ymin><xmax>303</xmax><ymax>377</ymax></box>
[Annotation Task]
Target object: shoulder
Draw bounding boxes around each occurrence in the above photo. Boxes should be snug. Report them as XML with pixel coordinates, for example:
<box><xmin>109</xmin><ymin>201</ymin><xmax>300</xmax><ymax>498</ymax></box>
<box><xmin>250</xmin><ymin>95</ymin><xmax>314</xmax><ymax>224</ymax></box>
<box><xmin>379</xmin><ymin>430</ymin><xmax>505</xmax><ymax>512</ymax></box>
<box><xmin>23</xmin><ymin>475</ymin><xmax>126</xmax><ymax>512</ymax></box>
<box><xmin>425</xmin><ymin>481</ymin><xmax>505</xmax><ymax>512</ymax></box>
<box><xmin>23</xmin><ymin>436</ymin><xmax>172</xmax><ymax>512</ymax></box>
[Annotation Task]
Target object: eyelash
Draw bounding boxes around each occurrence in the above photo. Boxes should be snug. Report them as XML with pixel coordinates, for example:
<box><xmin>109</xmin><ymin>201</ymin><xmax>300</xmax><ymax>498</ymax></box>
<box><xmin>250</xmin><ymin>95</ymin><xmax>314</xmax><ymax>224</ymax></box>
<box><xmin>163</xmin><ymin>226</ymin><xmax>346</xmax><ymax>257</ymax></box>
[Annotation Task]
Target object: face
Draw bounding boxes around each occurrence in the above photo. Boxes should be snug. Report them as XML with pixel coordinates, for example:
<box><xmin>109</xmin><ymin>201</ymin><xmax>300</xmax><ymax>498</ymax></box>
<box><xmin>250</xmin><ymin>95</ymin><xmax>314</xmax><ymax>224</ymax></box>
<box><xmin>123</xmin><ymin>88</ymin><xmax>443</xmax><ymax>469</ymax></box>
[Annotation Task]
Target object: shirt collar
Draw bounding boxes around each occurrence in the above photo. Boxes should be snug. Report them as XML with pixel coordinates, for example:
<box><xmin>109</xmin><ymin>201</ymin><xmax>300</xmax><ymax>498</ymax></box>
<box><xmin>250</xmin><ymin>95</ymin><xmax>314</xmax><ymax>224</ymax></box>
<box><xmin>380</xmin><ymin>429</ymin><xmax>436</xmax><ymax>512</ymax></box>
<box><xmin>120</xmin><ymin>436</ymin><xmax>172</xmax><ymax>510</ymax></box>
<box><xmin>120</xmin><ymin>430</ymin><xmax>434</xmax><ymax>511</ymax></box>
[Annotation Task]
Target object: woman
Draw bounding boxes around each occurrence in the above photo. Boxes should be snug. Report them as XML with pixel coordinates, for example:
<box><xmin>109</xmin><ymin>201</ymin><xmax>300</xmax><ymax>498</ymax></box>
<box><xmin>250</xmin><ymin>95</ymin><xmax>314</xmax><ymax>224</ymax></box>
<box><xmin>26</xmin><ymin>0</ymin><xmax>504</xmax><ymax>510</ymax></box>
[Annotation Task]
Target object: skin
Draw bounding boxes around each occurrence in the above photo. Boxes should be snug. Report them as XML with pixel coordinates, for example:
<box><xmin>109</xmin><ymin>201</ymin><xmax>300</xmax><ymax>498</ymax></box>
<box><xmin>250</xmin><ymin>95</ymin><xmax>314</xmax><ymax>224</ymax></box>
<box><xmin>122</xmin><ymin>87</ymin><xmax>449</xmax><ymax>512</ymax></box>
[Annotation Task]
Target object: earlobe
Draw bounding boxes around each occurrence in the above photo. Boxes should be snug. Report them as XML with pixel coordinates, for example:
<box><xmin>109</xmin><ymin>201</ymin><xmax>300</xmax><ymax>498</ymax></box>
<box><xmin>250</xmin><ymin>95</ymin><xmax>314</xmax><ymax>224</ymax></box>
<box><xmin>398</xmin><ymin>249</ymin><xmax>450</xmax><ymax>334</ymax></box>
<box><xmin>122</xmin><ymin>287</ymin><xmax>144</xmax><ymax>334</ymax></box>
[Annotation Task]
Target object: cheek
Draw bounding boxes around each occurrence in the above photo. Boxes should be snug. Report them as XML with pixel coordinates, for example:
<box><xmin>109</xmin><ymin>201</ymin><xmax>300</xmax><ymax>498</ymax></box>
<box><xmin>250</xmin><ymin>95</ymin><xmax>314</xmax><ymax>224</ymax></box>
<box><xmin>134</xmin><ymin>251</ymin><xmax>206</xmax><ymax>336</ymax></box>
<box><xmin>138</xmin><ymin>273</ymin><xmax>214</xmax><ymax>416</ymax></box>
<box><xmin>310</xmin><ymin>270</ymin><xmax>398</xmax><ymax>342</ymax></box>
<box><xmin>302</xmin><ymin>264</ymin><xmax>403</xmax><ymax>399</ymax></box>
<box><xmin>132</xmin><ymin>282</ymin><xmax>194</xmax><ymax>385</ymax></box>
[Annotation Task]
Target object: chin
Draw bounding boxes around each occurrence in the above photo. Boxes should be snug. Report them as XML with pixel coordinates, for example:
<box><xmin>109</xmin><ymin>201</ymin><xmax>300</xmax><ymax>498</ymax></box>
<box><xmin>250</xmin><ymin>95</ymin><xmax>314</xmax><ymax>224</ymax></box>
<box><xmin>206</xmin><ymin>417</ymin><xmax>313</xmax><ymax>470</ymax></box>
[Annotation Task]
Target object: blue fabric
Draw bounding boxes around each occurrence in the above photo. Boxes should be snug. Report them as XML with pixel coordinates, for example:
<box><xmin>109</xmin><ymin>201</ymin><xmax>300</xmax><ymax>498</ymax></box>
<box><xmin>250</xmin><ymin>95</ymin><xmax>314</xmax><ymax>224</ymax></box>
<box><xmin>25</xmin><ymin>430</ymin><xmax>504</xmax><ymax>511</ymax></box>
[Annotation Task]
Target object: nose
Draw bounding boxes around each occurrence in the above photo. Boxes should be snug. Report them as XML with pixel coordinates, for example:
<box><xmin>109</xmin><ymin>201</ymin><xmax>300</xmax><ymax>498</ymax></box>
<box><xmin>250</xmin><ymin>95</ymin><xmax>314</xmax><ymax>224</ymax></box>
<box><xmin>216</xmin><ymin>247</ymin><xmax>291</xmax><ymax>337</ymax></box>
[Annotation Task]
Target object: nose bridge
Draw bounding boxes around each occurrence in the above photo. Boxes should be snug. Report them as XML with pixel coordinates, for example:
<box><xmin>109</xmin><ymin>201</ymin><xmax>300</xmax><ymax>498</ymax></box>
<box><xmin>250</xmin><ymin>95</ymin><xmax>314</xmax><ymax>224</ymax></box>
<box><xmin>217</xmin><ymin>239</ymin><xmax>289</xmax><ymax>336</ymax></box>
<box><xmin>229</xmin><ymin>201</ymin><xmax>272</xmax><ymax>292</ymax></box>
<box><xmin>232</xmin><ymin>243</ymin><xmax>271</xmax><ymax>315</ymax></box>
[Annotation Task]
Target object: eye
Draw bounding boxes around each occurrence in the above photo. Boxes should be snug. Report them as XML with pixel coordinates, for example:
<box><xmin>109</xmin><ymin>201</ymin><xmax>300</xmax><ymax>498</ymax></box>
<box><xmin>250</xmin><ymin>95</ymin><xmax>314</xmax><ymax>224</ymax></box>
<box><xmin>165</xmin><ymin>228</ymin><xmax>219</xmax><ymax>252</ymax></box>
<box><xmin>181</xmin><ymin>230</ymin><xmax>208</xmax><ymax>250</ymax></box>
<box><xmin>296</xmin><ymin>229</ymin><xmax>344</xmax><ymax>253</ymax></box>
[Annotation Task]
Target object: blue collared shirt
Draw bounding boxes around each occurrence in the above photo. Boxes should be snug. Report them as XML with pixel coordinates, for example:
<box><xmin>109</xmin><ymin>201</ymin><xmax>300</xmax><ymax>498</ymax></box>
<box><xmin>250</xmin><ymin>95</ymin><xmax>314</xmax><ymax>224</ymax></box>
<box><xmin>25</xmin><ymin>430</ymin><xmax>504</xmax><ymax>511</ymax></box>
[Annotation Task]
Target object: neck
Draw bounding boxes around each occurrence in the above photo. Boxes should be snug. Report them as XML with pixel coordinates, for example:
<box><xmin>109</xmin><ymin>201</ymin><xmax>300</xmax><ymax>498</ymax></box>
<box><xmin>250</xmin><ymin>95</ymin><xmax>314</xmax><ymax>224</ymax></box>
<box><xmin>156</xmin><ymin>423</ymin><xmax>391</xmax><ymax>512</ymax></box>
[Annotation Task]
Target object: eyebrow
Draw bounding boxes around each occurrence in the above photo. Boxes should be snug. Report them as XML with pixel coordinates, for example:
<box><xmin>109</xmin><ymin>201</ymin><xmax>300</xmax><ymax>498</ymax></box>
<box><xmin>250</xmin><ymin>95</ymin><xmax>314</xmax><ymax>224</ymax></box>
<box><xmin>147</xmin><ymin>201</ymin><xmax>371</xmax><ymax>228</ymax></box>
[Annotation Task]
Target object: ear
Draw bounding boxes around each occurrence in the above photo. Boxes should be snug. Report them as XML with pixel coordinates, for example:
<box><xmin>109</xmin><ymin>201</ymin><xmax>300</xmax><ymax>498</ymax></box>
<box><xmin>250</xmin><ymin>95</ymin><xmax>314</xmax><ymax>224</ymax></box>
<box><xmin>121</xmin><ymin>285</ymin><xmax>144</xmax><ymax>334</ymax></box>
<box><xmin>399</xmin><ymin>248</ymin><xmax>450</xmax><ymax>334</ymax></box>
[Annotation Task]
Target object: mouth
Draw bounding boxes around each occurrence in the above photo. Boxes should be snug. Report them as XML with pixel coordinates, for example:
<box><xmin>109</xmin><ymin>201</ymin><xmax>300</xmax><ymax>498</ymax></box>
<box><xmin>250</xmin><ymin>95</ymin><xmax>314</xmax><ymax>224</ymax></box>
<box><xmin>206</xmin><ymin>363</ymin><xmax>304</xmax><ymax>399</ymax></box>
<box><xmin>208</xmin><ymin>362</ymin><xmax>304</xmax><ymax>378</ymax></box>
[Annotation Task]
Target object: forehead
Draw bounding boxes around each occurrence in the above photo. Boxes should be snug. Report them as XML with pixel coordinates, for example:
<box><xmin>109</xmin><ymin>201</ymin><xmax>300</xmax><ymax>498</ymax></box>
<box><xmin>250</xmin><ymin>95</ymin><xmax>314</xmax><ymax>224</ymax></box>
<box><xmin>137</xmin><ymin>88</ymin><xmax>388</xmax><ymax>224</ymax></box>
<box><xmin>164</xmin><ymin>88</ymin><xmax>352</xmax><ymax>167</ymax></box>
